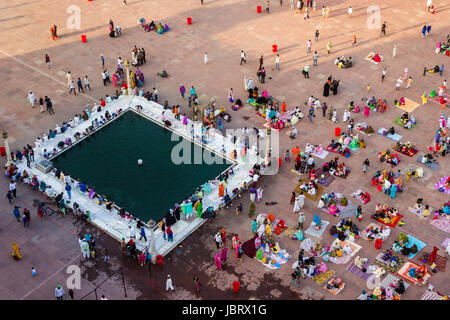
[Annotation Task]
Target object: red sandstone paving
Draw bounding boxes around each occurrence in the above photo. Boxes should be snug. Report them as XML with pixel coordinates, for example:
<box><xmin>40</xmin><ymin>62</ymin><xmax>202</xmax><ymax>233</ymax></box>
<box><xmin>0</xmin><ymin>0</ymin><xmax>449</xmax><ymax>300</ymax></box>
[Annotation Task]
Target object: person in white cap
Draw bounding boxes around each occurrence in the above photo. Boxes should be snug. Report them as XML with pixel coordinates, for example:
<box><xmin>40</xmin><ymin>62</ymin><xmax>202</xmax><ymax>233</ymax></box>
<box><xmin>27</xmin><ymin>91</ymin><xmax>36</xmax><ymax>108</ymax></box>
<box><xmin>166</xmin><ymin>275</ymin><xmax>174</xmax><ymax>291</ymax></box>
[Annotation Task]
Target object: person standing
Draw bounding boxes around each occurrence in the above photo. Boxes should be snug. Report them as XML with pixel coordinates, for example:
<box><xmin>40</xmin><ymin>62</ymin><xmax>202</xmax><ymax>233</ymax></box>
<box><xmin>393</xmin><ymin>44</ymin><xmax>397</xmax><ymax>57</ymax></box>
<box><xmin>45</xmin><ymin>96</ymin><xmax>54</xmax><ymax>114</ymax></box>
<box><xmin>153</xmin><ymin>87</ymin><xmax>158</xmax><ymax>102</ymax></box>
<box><xmin>314</xmin><ymin>29</ymin><xmax>319</xmax><ymax>41</ymax></box>
<box><xmin>27</xmin><ymin>90</ymin><xmax>36</xmax><ymax>108</ymax></box>
<box><xmin>204</xmin><ymin>52</ymin><xmax>208</xmax><ymax>64</ymax></box>
<box><xmin>55</xmin><ymin>285</ymin><xmax>65</xmax><ymax>300</ymax></box>
<box><xmin>65</xmin><ymin>183</ymin><xmax>72</xmax><ymax>199</ymax></box>
<box><xmin>348</xmin><ymin>6</ymin><xmax>352</xmax><ymax>17</ymax></box>
<box><xmin>166</xmin><ymin>275</ymin><xmax>175</xmax><ymax>291</ymax></box>
<box><xmin>308</xmin><ymin>106</ymin><xmax>314</xmax><ymax>121</ymax></box>
<box><xmin>307</xmin><ymin>39</ymin><xmax>312</xmax><ymax>53</ymax></box>
<box><xmin>260</xmin><ymin>67</ymin><xmax>266</xmax><ymax>83</ymax></box>
<box><xmin>427</xmin><ymin>0</ymin><xmax>432</xmax><ymax>12</ymax></box>
<box><xmin>45</xmin><ymin>54</ymin><xmax>51</xmax><ymax>68</ymax></box>
<box><xmin>426</xmin><ymin>24</ymin><xmax>432</xmax><ymax>36</ymax></box>
<box><xmin>259</xmin><ymin>55</ymin><xmax>264</xmax><ymax>69</ymax></box>
<box><xmin>77</xmin><ymin>78</ymin><xmax>84</xmax><ymax>93</ymax></box>
<box><xmin>326</xmin><ymin>41</ymin><xmax>332</xmax><ymax>54</ymax></box>
<box><xmin>440</xmin><ymin>64</ymin><xmax>444</xmax><ymax>76</ymax></box>
<box><xmin>6</xmin><ymin>190</ymin><xmax>13</xmax><ymax>204</ymax></box>
<box><xmin>84</xmin><ymin>75</ymin><xmax>92</xmax><ymax>91</ymax></box>
<box><xmin>275</xmin><ymin>54</ymin><xmax>280</xmax><ymax>70</ymax></box>
<box><xmin>381</xmin><ymin>68</ymin><xmax>387</xmax><ymax>82</ymax></box>
<box><xmin>298</xmin><ymin>212</ymin><xmax>305</xmax><ymax>229</ymax></box>
<box><xmin>13</xmin><ymin>206</ymin><xmax>21</xmax><ymax>223</ymax></box>
<box><xmin>363</xmin><ymin>159</ymin><xmax>370</xmax><ymax>173</ymax></box>
<box><xmin>9</xmin><ymin>180</ymin><xmax>17</xmax><ymax>198</ymax></box>
<box><xmin>66</xmin><ymin>71</ymin><xmax>72</xmax><ymax>87</ymax></box>
<box><xmin>240</xmin><ymin>49</ymin><xmax>246</xmax><ymax>65</ymax></box>
<box><xmin>265</xmin><ymin>0</ymin><xmax>270</xmax><ymax>13</ymax></box>
<box><xmin>139</xmin><ymin>226</ymin><xmax>147</xmax><ymax>241</ymax></box>
<box><xmin>190</xmin><ymin>86</ymin><xmax>196</xmax><ymax>98</ymax></box>
<box><xmin>104</xmin><ymin>248</ymin><xmax>110</xmax><ymax>262</ymax></box>
<box><xmin>193</xmin><ymin>274</ymin><xmax>201</xmax><ymax>292</ymax></box>
<box><xmin>166</xmin><ymin>225</ymin><xmax>174</xmax><ymax>242</ymax></box>
<box><xmin>179</xmin><ymin>84</ymin><xmax>186</xmax><ymax>98</ymax></box>
<box><xmin>405</xmin><ymin>76</ymin><xmax>413</xmax><ymax>88</ymax></box>
<box><xmin>352</xmin><ymin>34</ymin><xmax>357</xmax><ymax>45</ymax></box>
<box><xmin>313</xmin><ymin>51</ymin><xmax>318</xmax><ymax>66</ymax></box>
<box><xmin>421</xmin><ymin>25</ymin><xmax>427</xmax><ymax>37</ymax></box>
<box><xmin>380</xmin><ymin>21</ymin><xmax>387</xmax><ymax>36</ymax></box>
<box><xmin>69</xmin><ymin>80</ymin><xmax>76</xmax><ymax>95</ymax></box>
<box><xmin>302</xmin><ymin>64</ymin><xmax>310</xmax><ymax>78</ymax></box>
<box><xmin>290</xmin><ymin>0</ymin><xmax>295</xmax><ymax>10</ymax></box>
<box><xmin>322</xmin><ymin>102</ymin><xmax>328</xmax><ymax>117</ymax></box>
<box><xmin>101</xmin><ymin>54</ymin><xmax>105</xmax><ymax>67</ymax></box>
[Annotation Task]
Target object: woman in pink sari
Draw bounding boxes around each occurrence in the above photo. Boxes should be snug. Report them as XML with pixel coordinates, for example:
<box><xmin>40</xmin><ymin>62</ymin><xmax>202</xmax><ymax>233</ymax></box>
<box><xmin>112</xmin><ymin>73</ymin><xmax>118</xmax><ymax>87</ymax></box>
<box><xmin>364</xmin><ymin>105</ymin><xmax>370</xmax><ymax>117</ymax></box>
<box><xmin>235</xmin><ymin>242</ymin><xmax>241</xmax><ymax>258</ymax></box>
<box><xmin>214</xmin><ymin>252</ymin><xmax>222</xmax><ymax>270</ymax></box>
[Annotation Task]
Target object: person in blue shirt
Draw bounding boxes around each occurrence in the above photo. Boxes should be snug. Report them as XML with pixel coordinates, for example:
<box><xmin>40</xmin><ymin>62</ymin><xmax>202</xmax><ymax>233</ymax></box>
<box><xmin>80</xmin><ymin>182</ymin><xmax>87</xmax><ymax>193</ymax></box>
<box><xmin>65</xmin><ymin>183</ymin><xmax>72</xmax><ymax>199</ymax></box>
<box><xmin>13</xmin><ymin>206</ymin><xmax>21</xmax><ymax>223</ymax></box>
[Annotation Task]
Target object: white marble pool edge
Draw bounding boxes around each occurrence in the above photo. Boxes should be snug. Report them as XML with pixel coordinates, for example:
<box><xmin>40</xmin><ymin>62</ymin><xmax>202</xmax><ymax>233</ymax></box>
<box><xmin>16</xmin><ymin>95</ymin><xmax>267</xmax><ymax>258</ymax></box>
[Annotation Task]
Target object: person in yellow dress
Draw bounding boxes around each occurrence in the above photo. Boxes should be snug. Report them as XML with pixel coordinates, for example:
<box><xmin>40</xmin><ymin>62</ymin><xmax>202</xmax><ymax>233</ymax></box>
<box><xmin>265</xmin><ymin>222</ymin><xmax>272</xmax><ymax>237</ymax></box>
<box><xmin>12</xmin><ymin>242</ymin><xmax>22</xmax><ymax>259</ymax></box>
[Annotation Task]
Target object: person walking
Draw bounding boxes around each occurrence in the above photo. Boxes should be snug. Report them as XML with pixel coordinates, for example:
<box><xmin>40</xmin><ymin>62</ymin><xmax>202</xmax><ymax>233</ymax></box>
<box><xmin>32</xmin><ymin>267</ymin><xmax>37</xmax><ymax>276</ymax></box>
<box><xmin>139</xmin><ymin>226</ymin><xmax>147</xmax><ymax>241</ymax></box>
<box><xmin>308</xmin><ymin>106</ymin><xmax>314</xmax><ymax>121</ymax></box>
<box><xmin>440</xmin><ymin>64</ymin><xmax>444</xmax><ymax>76</ymax></box>
<box><xmin>405</xmin><ymin>76</ymin><xmax>413</xmax><ymax>88</ymax></box>
<box><xmin>259</xmin><ymin>55</ymin><xmax>264</xmax><ymax>69</ymax></box>
<box><xmin>204</xmin><ymin>52</ymin><xmax>208</xmax><ymax>64</ymax></box>
<box><xmin>77</xmin><ymin>78</ymin><xmax>84</xmax><ymax>93</ymax></box>
<box><xmin>302</xmin><ymin>64</ymin><xmax>310</xmax><ymax>78</ymax></box>
<box><xmin>166</xmin><ymin>275</ymin><xmax>175</xmax><ymax>291</ymax></box>
<box><xmin>240</xmin><ymin>49</ymin><xmax>246</xmax><ymax>65</ymax></box>
<box><xmin>307</xmin><ymin>39</ymin><xmax>312</xmax><ymax>53</ymax></box>
<box><xmin>69</xmin><ymin>80</ymin><xmax>76</xmax><ymax>95</ymax></box>
<box><xmin>322</xmin><ymin>102</ymin><xmax>328</xmax><ymax>117</ymax></box>
<box><xmin>265</xmin><ymin>0</ymin><xmax>270</xmax><ymax>13</ymax></box>
<box><xmin>27</xmin><ymin>90</ymin><xmax>36</xmax><ymax>108</ymax></box>
<box><xmin>427</xmin><ymin>0</ymin><xmax>432</xmax><ymax>12</ymax></box>
<box><xmin>13</xmin><ymin>206</ymin><xmax>21</xmax><ymax>223</ymax></box>
<box><xmin>381</xmin><ymin>69</ymin><xmax>387</xmax><ymax>82</ymax></box>
<box><xmin>23</xmin><ymin>214</ymin><xmax>30</xmax><ymax>228</ymax></box>
<box><xmin>426</xmin><ymin>24</ymin><xmax>432</xmax><ymax>36</ymax></box>
<box><xmin>298</xmin><ymin>212</ymin><xmax>305</xmax><ymax>229</ymax></box>
<box><xmin>104</xmin><ymin>248</ymin><xmax>110</xmax><ymax>262</ymax></box>
<box><xmin>38</xmin><ymin>97</ymin><xmax>45</xmax><ymax>113</ymax></box>
<box><xmin>314</xmin><ymin>29</ymin><xmax>319</xmax><ymax>41</ymax></box>
<box><xmin>101</xmin><ymin>54</ymin><xmax>105</xmax><ymax>67</ymax></box>
<box><xmin>6</xmin><ymin>190</ymin><xmax>13</xmax><ymax>204</ymax></box>
<box><xmin>313</xmin><ymin>51</ymin><xmax>318</xmax><ymax>66</ymax></box>
<box><xmin>45</xmin><ymin>96</ymin><xmax>54</xmax><ymax>114</ymax></box>
<box><xmin>45</xmin><ymin>54</ymin><xmax>51</xmax><ymax>68</ymax></box>
<box><xmin>179</xmin><ymin>84</ymin><xmax>186</xmax><ymax>99</ymax></box>
<box><xmin>352</xmin><ymin>34</ymin><xmax>357</xmax><ymax>45</ymax></box>
<box><xmin>326</xmin><ymin>41</ymin><xmax>332</xmax><ymax>54</ymax></box>
<box><xmin>393</xmin><ymin>45</ymin><xmax>397</xmax><ymax>57</ymax></box>
<box><xmin>290</xmin><ymin>0</ymin><xmax>295</xmax><ymax>10</ymax></box>
<box><xmin>421</xmin><ymin>25</ymin><xmax>427</xmax><ymax>38</ymax></box>
<box><xmin>65</xmin><ymin>183</ymin><xmax>72</xmax><ymax>199</ymax></box>
<box><xmin>55</xmin><ymin>285</ymin><xmax>65</xmax><ymax>300</ymax></box>
<box><xmin>193</xmin><ymin>274</ymin><xmax>201</xmax><ymax>292</ymax></box>
<box><xmin>12</xmin><ymin>242</ymin><xmax>22</xmax><ymax>259</ymax></box>
<box><xmin>275</xmin><ymin>54</ymin><xmax>280</xmax><ymax>70</ymax></box>
<box><xmin>9</xmin><ymin>180</ymin><xmax>17</xmax><ymax>198</ymax></box>
<box><xmin>348</xmin><ymin>5</ymin><xmax>352</xmax><ymax>17</ymax></box>
<box><xmin>380</xmin><ymin>21</ymin><xmax>387</xmax><ymax>36</ymax></box>
<box><xmin>363</xmin><ymin>159</ymin><xmax>370</xmax><ymax>173</ymax></box>
<box><xmin>84</xmin><ymin>75</ymin><xmax>92</xmax><ymax>91</ymax></box>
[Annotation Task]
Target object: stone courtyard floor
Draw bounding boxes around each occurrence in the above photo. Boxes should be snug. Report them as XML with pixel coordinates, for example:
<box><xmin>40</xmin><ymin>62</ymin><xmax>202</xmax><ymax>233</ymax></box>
<box><xmin>0</xmin><ymin>0</ymin><xmax>449</xmax><ymax>300</ymax></box>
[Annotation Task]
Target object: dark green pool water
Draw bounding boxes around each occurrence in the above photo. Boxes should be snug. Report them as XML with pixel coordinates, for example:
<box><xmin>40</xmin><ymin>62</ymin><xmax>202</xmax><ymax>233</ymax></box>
<box><xmin>52</xmin><ymin>111</ymin><xmax>231</xmax><ymax>222</ymax></box>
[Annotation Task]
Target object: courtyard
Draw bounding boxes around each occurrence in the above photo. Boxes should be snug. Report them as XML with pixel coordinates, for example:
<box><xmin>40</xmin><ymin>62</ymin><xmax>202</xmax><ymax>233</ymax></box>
<box><xmin>0</xmin><ymin>0</ymin><xmax>449</xmax><ymax>302</ymax></box>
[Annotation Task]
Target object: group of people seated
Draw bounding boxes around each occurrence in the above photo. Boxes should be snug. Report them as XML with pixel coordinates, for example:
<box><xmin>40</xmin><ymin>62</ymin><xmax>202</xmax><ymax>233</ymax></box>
<box><xmin>365</xmin><ymin>225</ymin><xmax>390</xmax><ymax>242</ymax></box>
<box><xmin>372</xmin><ymin>204</ymin><xmax>400</xmax><ymax>226</ymax></box>
<box><xmin>139</xmin><ymin>18</ymin><xmax>170</xmax><ymax>34</ymax></box>
<box><xmin>327</xmin><ymin>139</ymin><xmax>351</xmax><ymax>156</ymax></box>
<box><xmin>294</xmin><ymin>153</ymin><xmax>315</xmax><ymax>174</ymax></box>
<box><xmin>363</xmin><ymin>96</ymin><xmax>388</xmax><ymax>112</ymax></box>
<box><xmin>356</xmin><ymin>121</ymin><xmax>375</xmax><ymax>134</ymax></box>
<box><xmin>351</xmin><ymin>189</ymin><xmax>371</xmax><ymax>204</ymax></box>
<box><xmin>393</xmin><ymin>233</ymin><xmax>419</xmax><ymax>257</ymax></box>
<box><xmin>334</xmin><ymin>56</ymin><xmax>353</xmax><ymax>68</ymax></box>
<box><xmin>435</xmin><ymin>39</ymin><xmax>450</xmax><ymax>55</ymax></box>
<box><xmin>377</xmin><ymin>149</ymin><xmax>400</xmax><ymax>167</ymax></box>
<box><xmin>305</xmin><ymin>143</ymin><xmax>325</xmax><ymax>156</ymax></box>
<box><xmin>394</xmin><ymin>141</ymin><xmax>417</xmax><ymax>156</ymax></box>
<box><xmin>411</xmin><ymin>198</ymin><xmax>431</xmax><ymax>217</ymax></box>
<box><xmin>317</xmin><ymin>192</ymin><xmax>343</xmax><ymax>213</ymax></box>
<box><xmin>399</xmin><ymin>112</ymin><xmax>417</xmax><ymax>129</ymax></box>
<box><xmin>299</xmin><ymin>179</ymin><xmax>319</xmax><ymax>196</ymax></box>
<box><xmin>329</xmin><ymin>218</ymin><xmax>360</xmax><ymax>240</ymax></box>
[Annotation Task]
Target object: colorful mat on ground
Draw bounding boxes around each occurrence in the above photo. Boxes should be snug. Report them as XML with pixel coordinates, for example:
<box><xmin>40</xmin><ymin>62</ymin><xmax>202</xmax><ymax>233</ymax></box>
<box><xmin>360</xmin><ymin>223</ymin><xmax>386</xmax><ymax>240</ymax></box>
<box><xmin>393</xmin><ymin>116</ymin><xmax>417</xmax><ymax>130</ymax></box>
<box><xmin>294</xmin><ymin>179</ymin><xmax>324</xmax><ymax>201</ymax></box>
<box><xmin>430</xmin><ymin>217</ymin><xmax>450</xmax><ymax>233</ymax></box>
<box><xmin>421</xmin><ymin>290</ymin><xmax>445</xmax><ymax>300</ymax></box>
<box><xmin>393</xmin><ymin>234</ymin><xmax>427</xmax><ymax>259</ymax></box>
<box><xmin>310</xmin><ymin>150</ymin><xmax>329</xmax><ymax>160</ymax></box>
<box><xmin>395</xmin><ymin>147</ymin><xmax>419</xmax><ymax>157</ymax></box>
<box><xmin>326</xmin><ymin>145</ymin><xmax>351</xmax><ymax>157</ymax></box>
<box><xmin>433</xmin><ymin>176</ymin><xmax>450</xmax><ymax>194</ymax></box>
<box><xmin>312</xmin><ymin>269</ymin><xmax>335</xmax><ymax>286</ymax></box>
<box><xmin>419</xmin><ymin>252</ymin><xmax>447</xmax><ymax>272</ymax></box>
<box><xmin>398</xmin><ymin>261</ymin><xmax>431</xmax><ymax>285</ymax></box>
<box><xmin>395</xmin><ymin>98</ymin><xmax>421</xmax><ymax>113</ymax></box>
<box><xmin>377</xmin><ymin>128</ymin><xmax>403</xmax><ymax>142</ymax></box>
<box><xmin>315</xmin><ymin>168</ymin><xmax>335</xmax><ymax>187</ymax></box>
<box><xmin>299</xmin><ymin>238</ymin><xmax>317</xmax><ymax>254</ymax></box>
<box><xmin>371</xmin><ymin>213</ymin><xmax>403</xmax><ymax>228</ymax></box>
<box><xmin>375</xmin><ymin>252</ymin><xmax>406</xmax><ymax>273</ymax></box>
<box><xmin>442</xmin><ymin>238</ymin><xmax>450</xmax><ymax>248</ymax></box>
<box><xmin>417</xmin><ymin>155</ymin><xmax>441</xmax><ymax>171</ymax></box>
<box><xmin>380</xmin><ymin>273</ymin><xmax>410</xmax><ymax>291</ymax></box>
<box><xmin>345</xmin><ymin>259</ymin><xmax>374</xmax><ymax>280</ymax></box>
<box><xmin>304</xmin><ymin>220</ymin><xmax>330</xmax><ymax>239</ymax></box>
<box><xmin>364</xmin><ymin>52</ymin><xmax>384</xmax><ymax>64</ymax></box>
<box><xmin>407</xmin><ymin>206</ymin><xmax>433</xmax><ymax>220</ymax></box>
<box><xmin>337</xmin><ymin>202</ymin><xmax>358</xmax><ymax>219</ymax></box>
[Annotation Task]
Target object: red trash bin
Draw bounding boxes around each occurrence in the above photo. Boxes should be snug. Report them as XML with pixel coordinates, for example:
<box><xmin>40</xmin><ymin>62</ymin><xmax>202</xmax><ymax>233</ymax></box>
<box><xmin>81</xmin><ymin>35</ymin><xmax>87</xmax><ymax>43</ymax></box>
<box><xmin>0</xmin><ymin>147</ymin><xmax>5</xmax><ymax>156</ymax></box>
<box><xmin>232</xmin><ymin>281</ymin><xmax>240</xmax><ymax>293</ymax></box>
<box><xmin>375</xmin><ymin>238</ymin><xmax>383</xmax><ymax>250</ymax></box>
<box><xmin>156</xmin><ymin>254</ymin><xmax>164</xmax><ymax>266</ymax></box>
<box><xmin>187</xmin><ymin>17</ymin><xmax>192</xmax><ymax>25</ymax></box>
<box><xmin>272</xmin><ymin>44</ymin><xmax>277</xmax><ymax>53</ymax></box>
<box><xmin>257</xmin><ymin>6</ymin><xmax>262</xmax><ymax>13</ymax></box>
<box><xmin>334</xmin><ymin>127</ymin><xmax>341</xmax><ymax>136</ymax></box>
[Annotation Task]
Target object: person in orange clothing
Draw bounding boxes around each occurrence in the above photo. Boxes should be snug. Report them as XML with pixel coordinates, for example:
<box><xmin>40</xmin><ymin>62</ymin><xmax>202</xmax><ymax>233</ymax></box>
<box><xmin>220</xmin><ymin>228</ymin><xmax>227</xmax><ymax>246</ymax></box>
<box><xmin>281</xmin><ymin>101</ymin><xmax>287</xmax><ymax>113</ymax></box>
<box><xmin>12</xmin><ymin>242</ymin><xmax>22</xmax><ymax>259</ymax></box>
<box><xmin>218</xmin><ymin>183</ymin><xmax>225</xmax><ymax>197</ymax></box>
<box><xmin>291</xmin><ymin>145</ymin><xmax>300</xmax><ymax>158</ymax></box>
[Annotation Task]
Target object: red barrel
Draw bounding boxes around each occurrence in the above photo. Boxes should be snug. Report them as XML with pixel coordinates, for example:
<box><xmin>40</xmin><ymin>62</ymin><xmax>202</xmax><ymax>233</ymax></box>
<box><xmin>156</xmin><ymin>254</ymin><xmax>164</xmax><ymax>266</ymax></box>
<box><xmin>257</xmin><ymin>6</ymin><xmax>262</xmax><ymax>13</ymax></box>
<box><xmin>187</xmin><ymin>17</ymin><xmax>192</xmax><ymax>25</ymax></box>
<box><xmin>232</xmin><ymin>281</ymin><xmax>240</xmax><ymax>293</ymax></box>
<box><xmin>81</xmin><ymin>34</ymin><xmax>87</xmax><ymax>43</ymax></box>
<box><xmin>334</xmin><ymin>127</ymin><xmax>341</xmax><ymax>136</ymax></box>
<box><xmin>272</xmin><ymin>44</ymin><xmax>277</xmax><ymax>53</ymax></box>
<box><xmin>375</xmin><ymin>238</ymin><xmax>383</xmax><ymax>250</ymax></box>
<box><xmin>0</xmin><ymin>147</ymin><xmax>5</xmax><ymax>156</ymax></box>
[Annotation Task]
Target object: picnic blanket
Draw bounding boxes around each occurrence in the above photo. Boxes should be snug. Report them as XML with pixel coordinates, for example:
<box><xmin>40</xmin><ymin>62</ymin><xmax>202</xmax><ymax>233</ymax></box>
<box><xmin>352</xmin><ymin>189</ymin><xmax>371</xmax><ymax>204</ymax></box>
<box><xmin>395</xmin><ymin>147</ymin><xmax>418</xmax><ymax>157</ymax></box>
<box><xmin>375</xmin><ymin>252</ymin><xmax>406</xmax><ymax>273</ymax></box>
<box><xmin>398</xmin><ymin>261</ymin><xmax>431</xmax><ymax>285</ymax></box>
<box><xmin>371</xmin><ymin>213</ymin><xmax>403</xmax><ymax>228</ymax></box>
<box><xmin>312</xmin><ymin>269</ymin><xmax>335</xmax><ymax>286</ymax></box>
<box><xmin>417</xmin><ymin>156</ymin><xmax>441</xmax><ymax>171</ymax></box>
<box><xmin>365</xmin><ymin>52</ymin><xmax>384</xmax><ymax>64</ymax></box>
<box><xmin>442</xmin><ymin>238</ymin><xmax>450</xmax><ymax>248</ymax></box>
<box><xmin>434</xmin><ymin>176</ymin><xmax>450</xmax><ymax>194</ymax></box>
<box><xmin>328</xmin><ymin>239</ymin><xmax>361</xmax><ymax>265</ymax></box>
<box><xmin>393</xmin><ymin>116</ymin><xmax>417</xmax><ymax>129</ymax></box>
<box><xmin>430</xmin><ymin>217</ymin><xmax>450</xmax><ymax>233</ymax></box>
<box><xmin>337</xmin><ymin>202</ymin><xmax>358</xmax><ymax>219</ymax></box>
<box><xmin>345</xmin><ymin>259</ymin><xmax>374</xmax><ymax>280</ymax></box>
<box><xmin>300</xmin><ymin>238</ymin><xmax>317</xmax><ymax>254</ymax></box>
<box><xmin>380</xmin><ymin>273</ymin><xmax>410</xmax><ymax>291</ymax></box>
<box><xmin>393</xmin><ymin>234</ymin><xmax>427</xmax><ymax>259</ymax></box>
<box><xmin>326</xmin><ymin>145</ymin><xmax>351</xmax><ymax>158</ymax></box>
<box><xmin>360</xmin><ymin>223</ymin><xmax>387</xmax><ymax>240</ymax></box>
<box><xmin>407</xmin><ymin>206</ymin><xmax>434</xmax><ymax>220</ymax></box>
<box><xmin>418</xmin><ymin>251</ymin><xmax>447</xmax><ymax>272</ymax></box>
<box><xmin>310</xmin><ymin>150</ymin><xmax>329</xmax><ymax>160</ymax></box>
<box><xmin>377</xmin><ymin>128</ymin><xmax>403</xmax><ymax>142</ymax></box>
<box><xmin>325</xmin><ymin>280</ymin><xmax>345</xmax><ymax>295</ymax></box>
<box><xmin>315</xmin><ymin>168</ymin><xmax>335</xmax><ymax>187</ymax></box>
<box><xmin>421</xmin><ymin>290</ymin><xmax>445</xmax><ymax>300</ymax></box>
<box><xmin>304</xmin><ymin>220</ymin><xmax>330</xmax><ymax>239</ymax></box>
<box><xmin>395</xmin><ymin>98</ymin><xmax>421</xmax><ymax>113</ymax></box>
<box><xmin>294</xmin><ymin>179</ymin><xmax>324</xmax><ymax>201</ymax></box>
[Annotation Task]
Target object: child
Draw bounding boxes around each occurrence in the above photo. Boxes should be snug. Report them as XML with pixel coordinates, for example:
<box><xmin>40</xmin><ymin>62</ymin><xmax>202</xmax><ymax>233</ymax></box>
<box><xmin>284</xmin><ymin>149</ymin><xmax>290</xmax><ymax>161</ymax></box>
<box><xmin>236</xmin><ymin>203</ymin><xmax>243</xmax><ymax>215</ymax></box>
<box><xmin>32</xmin><ymin>267</ymin><xmax>37</xmax><ymax>276</ymax></box>
<box><xmin>363</xmin><ymin>159</ymin><xmax>370</xmax><ymax>173</ymax></box>
<box><xmin>366</xmin><ymin>84</ymin><xmax>370</xmax><ymax>92</ymax></box>
<box><xmin>104</xmin><ymin>248</ymin><xmax>110</xmax><ymax>262</ymax></box>
<box><xmin>356</xmin><ymin>206</ymin><xmax>363</xmax><ymax>221</ymax></box>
